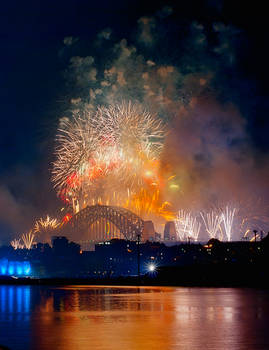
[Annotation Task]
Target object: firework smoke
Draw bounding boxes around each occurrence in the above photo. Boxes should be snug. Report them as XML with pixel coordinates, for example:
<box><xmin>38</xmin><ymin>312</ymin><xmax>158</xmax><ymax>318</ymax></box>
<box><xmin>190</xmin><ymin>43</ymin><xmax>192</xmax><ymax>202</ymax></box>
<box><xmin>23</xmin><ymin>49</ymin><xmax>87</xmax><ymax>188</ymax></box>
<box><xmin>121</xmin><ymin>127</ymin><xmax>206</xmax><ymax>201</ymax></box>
<box><xmin>49</xmin><ymin>10</ymin><xmax>269</xmax><ymax>241</ymax></box>
<box><xmin>0</xmin><ymin>5</ymin><xmax>268</xmax><ymax>246</ymax></box>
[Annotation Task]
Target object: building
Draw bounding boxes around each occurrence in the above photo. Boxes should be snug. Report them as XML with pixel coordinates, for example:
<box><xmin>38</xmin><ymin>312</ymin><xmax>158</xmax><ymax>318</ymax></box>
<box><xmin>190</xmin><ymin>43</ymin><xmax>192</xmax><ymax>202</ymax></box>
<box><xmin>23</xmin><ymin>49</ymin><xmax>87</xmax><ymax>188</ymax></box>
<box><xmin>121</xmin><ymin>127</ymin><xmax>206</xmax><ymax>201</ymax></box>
<box><xmin>142</xmin><ymin>221</ymin><xmax>156</xmax><ymax>241</ymax></box>
<box><xmin>164</xmin><ymin>221</ymin><xmax>177</xmax><ymax>241</ymax></box>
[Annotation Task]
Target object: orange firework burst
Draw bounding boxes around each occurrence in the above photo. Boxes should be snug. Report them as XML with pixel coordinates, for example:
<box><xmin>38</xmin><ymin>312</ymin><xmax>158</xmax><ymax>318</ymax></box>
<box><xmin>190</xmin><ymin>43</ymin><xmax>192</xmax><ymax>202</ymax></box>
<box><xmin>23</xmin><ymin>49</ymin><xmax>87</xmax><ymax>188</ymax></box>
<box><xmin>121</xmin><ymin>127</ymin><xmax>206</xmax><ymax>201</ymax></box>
<box><xmin>52</xmin><ymin>101</ymin><xmax>167</xmax><ymax>217</ymax></box>
<box><xmin>34</xmin><ymin>215</ymin><xmax>60</xmax><ymax>243</ymax></box>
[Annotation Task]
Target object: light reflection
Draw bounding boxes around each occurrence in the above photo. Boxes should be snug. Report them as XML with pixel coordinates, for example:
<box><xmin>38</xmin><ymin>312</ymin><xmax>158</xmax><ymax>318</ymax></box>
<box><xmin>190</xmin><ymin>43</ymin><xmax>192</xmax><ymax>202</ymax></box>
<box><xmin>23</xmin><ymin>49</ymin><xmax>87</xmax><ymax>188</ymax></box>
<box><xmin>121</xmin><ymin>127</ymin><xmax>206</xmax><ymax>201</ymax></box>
<box><xmin>17</xmin><ymin>287</ymin><xmax>22</xmax><ymax>313</ymax></box>
<box><xmin>30</xmin><ymin>286</ymin><xmax>253</xmax><ymax>350</ymax></box>
<box><xmin>1</xmin><ymin>286</ymin><xmax>269</xmax><ymax>350</ymax></box>
<box><xmin>0</xmin><ymin>286</ymin><xmax>31</xmax><ymax>315</ymax></box>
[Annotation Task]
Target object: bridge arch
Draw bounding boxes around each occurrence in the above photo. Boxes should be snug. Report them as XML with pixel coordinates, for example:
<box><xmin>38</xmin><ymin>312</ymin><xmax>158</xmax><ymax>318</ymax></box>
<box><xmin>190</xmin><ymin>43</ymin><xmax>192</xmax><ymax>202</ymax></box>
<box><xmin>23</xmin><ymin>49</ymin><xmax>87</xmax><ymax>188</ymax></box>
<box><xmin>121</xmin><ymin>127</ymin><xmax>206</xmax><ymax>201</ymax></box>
<box><xmin>59</xmin><ymin>204</ymin><xmax>144</xmax><ymax>242</ymax></box>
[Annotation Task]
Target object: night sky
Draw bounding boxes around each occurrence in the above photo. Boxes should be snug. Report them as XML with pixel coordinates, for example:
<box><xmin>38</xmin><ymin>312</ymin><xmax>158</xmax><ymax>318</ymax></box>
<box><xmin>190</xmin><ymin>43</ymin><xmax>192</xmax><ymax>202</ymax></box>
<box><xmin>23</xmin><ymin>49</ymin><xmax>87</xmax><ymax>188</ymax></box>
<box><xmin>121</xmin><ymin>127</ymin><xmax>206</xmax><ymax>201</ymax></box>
<box><xmin>0</xmin><ymin>0</ymin><xmax>269</xmax><ymax>244</ymax></box>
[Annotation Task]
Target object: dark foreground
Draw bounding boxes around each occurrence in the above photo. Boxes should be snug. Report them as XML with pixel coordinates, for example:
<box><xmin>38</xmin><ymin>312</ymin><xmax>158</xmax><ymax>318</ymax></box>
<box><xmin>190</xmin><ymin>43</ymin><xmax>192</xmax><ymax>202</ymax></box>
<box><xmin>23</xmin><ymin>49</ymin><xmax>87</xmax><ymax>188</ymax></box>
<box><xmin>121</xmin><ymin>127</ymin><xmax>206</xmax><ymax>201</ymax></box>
<box><xmin>0</xmin><ymin>263</ymin><xmax>268</xmax><ymax>288</ymax></box>
<box><xmin>1</xmin><ymin>237</ymin><xmax>269</xmax><ymax>288</ymax></box>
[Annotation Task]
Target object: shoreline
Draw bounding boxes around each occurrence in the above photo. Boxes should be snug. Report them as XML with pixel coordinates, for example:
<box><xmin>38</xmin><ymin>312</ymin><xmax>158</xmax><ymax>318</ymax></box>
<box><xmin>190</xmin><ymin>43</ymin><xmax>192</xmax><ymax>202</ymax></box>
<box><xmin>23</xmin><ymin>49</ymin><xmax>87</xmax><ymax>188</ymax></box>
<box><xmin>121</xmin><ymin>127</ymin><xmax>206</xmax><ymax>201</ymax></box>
<box><xmin>1</xmin><ymin>276</ymin><xmax>268</xmax><ymax>288</ymax></box>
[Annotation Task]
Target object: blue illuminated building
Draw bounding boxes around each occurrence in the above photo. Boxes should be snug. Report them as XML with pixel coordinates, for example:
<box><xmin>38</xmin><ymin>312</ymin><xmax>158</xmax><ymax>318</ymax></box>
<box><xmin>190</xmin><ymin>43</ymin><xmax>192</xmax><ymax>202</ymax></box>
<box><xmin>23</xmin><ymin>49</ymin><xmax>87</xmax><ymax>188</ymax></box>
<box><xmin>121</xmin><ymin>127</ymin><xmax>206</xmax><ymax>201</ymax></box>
<box><xmin>0</xmin><ymin>259</ymin><xmax>31</xmax><ymax>277</ymax></box>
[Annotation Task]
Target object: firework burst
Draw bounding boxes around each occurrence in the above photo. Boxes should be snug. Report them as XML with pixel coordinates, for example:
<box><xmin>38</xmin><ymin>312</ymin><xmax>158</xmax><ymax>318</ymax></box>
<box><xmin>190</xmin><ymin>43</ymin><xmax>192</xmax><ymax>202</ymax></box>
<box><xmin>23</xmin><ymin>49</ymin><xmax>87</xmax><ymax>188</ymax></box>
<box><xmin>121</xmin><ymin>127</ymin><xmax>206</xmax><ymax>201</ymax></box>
<box><xmin>21</xmin><ymin>230</ymin><xmax>35</xmax><ymax>249</ymax></box>
<box><xmin>175</xmin><ymin>210</ymin><xmax>190</xmax><ymax>241</ymax></box>
<box><xmin>10</xmin><ymin>238</ymin><xmax>23</xmax><ymax>250</ymax></box>
<box><xmin>200</xmin><ymin>211</ymin><xmax>222</xmax><ymax>240</ymax></box>
<box><xmin>52</xmin><ymin>101</ymin><xmax>166</xmax><ymax>217</ymax></box>
<box><xmin>175</xmin><ymin>210</ymin><xmax>201</xmax><ymax>241</ymax></box>
<box><xmin>34</xmin><ymin>215</ymin><xmax>59</xmax><ymax>232</ymax></box>
<box><xmin>221</xmin><ymin>206</ymin><xmax>237</xmax><ymax>241</ymax></box>
<box><xmin>34</xmin><ymin>215</ymin><xmax>59</xmax><ymax>243</ymax></box>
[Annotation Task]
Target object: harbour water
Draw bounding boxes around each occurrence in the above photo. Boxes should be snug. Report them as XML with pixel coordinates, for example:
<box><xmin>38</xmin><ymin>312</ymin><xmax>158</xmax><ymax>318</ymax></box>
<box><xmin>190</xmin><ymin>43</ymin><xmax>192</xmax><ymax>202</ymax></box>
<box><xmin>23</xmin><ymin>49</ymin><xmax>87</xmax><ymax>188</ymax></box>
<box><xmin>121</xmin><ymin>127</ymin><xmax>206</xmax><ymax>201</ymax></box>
<box><xmin>0</xmin><ymin>285</ymin><xmax>269</xmax><ymax>350</ymax></box>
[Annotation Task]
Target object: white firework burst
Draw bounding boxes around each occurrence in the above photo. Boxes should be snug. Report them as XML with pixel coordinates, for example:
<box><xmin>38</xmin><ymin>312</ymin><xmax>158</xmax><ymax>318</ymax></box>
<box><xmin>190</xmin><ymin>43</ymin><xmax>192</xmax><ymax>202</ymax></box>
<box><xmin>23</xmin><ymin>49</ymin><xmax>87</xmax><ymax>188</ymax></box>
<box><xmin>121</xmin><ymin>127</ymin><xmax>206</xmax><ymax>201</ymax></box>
<box><xmin>175</xmin><ymin>210</ymin><xmax>201</xmax><ymax>241</ymax></box>
<box><xmin>221</xmin><ymin>206</ymin><xmax>237</xmax><ymax>241</ymax></box>
<box><xmin>52</xmin><ymin>101</ymin><xmax>166</xmax><ymax>212</ymax></box>
<box><xmin>200</xmin><ymin>211</ymin><xmax>222</xmax><ymax>240</ymax></box>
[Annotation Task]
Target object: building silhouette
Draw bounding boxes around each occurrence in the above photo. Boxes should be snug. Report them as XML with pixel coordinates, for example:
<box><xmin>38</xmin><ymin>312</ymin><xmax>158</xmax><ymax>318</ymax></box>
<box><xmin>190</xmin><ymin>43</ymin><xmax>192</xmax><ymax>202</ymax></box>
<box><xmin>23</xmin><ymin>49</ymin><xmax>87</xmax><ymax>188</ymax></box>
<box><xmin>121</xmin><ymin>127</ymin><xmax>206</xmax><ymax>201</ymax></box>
<box><xmin>164</xmin><ymin>221</ymin><xmax>176</xmax><ymax>241</ymax></box>
<box><xmin>142</xmin><ymin>221</ymin><xmax>156</xmax><ymax>241</ymax></box>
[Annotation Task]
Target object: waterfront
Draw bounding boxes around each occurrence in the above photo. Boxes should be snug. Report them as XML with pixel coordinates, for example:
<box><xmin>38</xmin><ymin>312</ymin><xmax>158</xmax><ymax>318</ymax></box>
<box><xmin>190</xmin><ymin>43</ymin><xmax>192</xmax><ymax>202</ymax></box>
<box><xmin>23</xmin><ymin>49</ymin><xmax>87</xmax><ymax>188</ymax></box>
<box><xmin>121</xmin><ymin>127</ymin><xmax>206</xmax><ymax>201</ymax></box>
<box><xmin>0</xmin><ymin>286</ymin><xmax>269</xmax><ymax>349</ymax></box>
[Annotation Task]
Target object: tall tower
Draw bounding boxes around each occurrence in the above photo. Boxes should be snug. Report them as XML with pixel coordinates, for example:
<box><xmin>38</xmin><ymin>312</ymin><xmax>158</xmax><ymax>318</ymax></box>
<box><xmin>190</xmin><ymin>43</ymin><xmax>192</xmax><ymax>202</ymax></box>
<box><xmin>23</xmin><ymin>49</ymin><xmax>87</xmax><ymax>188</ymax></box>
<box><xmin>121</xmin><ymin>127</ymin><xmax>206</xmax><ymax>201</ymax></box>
<box><xmin>164</xmin><ymin>221</ymin><xmax>176</xmax><ymax>241</ymax></box>
<box><xmin>142</xmin><ymin>221</ymin><xmax>156</xmax><ymax>242</ymax></box>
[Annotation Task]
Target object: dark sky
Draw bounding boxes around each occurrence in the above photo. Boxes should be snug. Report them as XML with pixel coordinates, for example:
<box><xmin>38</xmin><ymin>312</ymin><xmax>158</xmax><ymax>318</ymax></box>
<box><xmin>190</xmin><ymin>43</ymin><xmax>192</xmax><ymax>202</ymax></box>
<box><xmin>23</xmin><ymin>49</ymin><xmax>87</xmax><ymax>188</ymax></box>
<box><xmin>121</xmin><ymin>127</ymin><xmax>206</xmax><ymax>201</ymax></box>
<box><xmin>0</xmin><ymin>0</ymin><xmax>268</xmax><ymax>243</ymax></box>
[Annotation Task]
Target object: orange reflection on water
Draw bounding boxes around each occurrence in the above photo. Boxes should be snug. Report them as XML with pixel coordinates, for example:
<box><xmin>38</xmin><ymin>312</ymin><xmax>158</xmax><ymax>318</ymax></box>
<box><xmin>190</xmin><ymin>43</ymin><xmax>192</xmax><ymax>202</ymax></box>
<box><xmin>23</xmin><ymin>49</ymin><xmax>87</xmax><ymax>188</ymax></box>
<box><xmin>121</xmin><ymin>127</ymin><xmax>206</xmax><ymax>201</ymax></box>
<box><xmin>30</xmin><ymin>286</ymin><xmax>269</xmax><ymax>350</ymax></box>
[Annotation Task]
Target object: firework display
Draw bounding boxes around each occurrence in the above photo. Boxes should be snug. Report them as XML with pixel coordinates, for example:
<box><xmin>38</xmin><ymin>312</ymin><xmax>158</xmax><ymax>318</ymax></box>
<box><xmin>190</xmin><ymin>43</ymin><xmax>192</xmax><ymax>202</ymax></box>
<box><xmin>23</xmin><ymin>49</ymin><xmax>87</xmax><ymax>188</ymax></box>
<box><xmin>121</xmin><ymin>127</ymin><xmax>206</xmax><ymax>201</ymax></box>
<box><xmin>10</xmin><ymin>239</ymin><xmax>23</xmax><ymax>250</ymax></box>
<box><xmin>48</xmin><ymin>101</ymin><xmax>268</xmax><ymax>243</ymax></box>
<box><xmin>21</xmin><ymin>231</ymin><xmax>35</xmax><ymax>250</ymax></box>
<box><xmin>34</xmin><ymin>215</ymin><xmax>59</xmax><ymax>232</ymax></box>
<box><xmin>52</xmin><ymin>102</ymin><xmax>167</xmax><ymax>218</ymax></box>
<box><xmin>175</xmin><ymin>210</ymin><xmax>201</xmax><ymax>241</ymax></box>
<box><xmin>175</xmin><ymin>210</ymin><xmax>190</xmax><ymax>241</ymax></box>
<box><xmin>221</xmin><ymin>206</ymin><xmax>237</xmax><ymax>241</ymax></box>
<box><xmin>200</xmin><ymin>211</ymin><xmax>222</xmax><ymax>240</ymax></box>
<box><xmin>175</xmin><ymin>209</ymin><xmax>225</xmax><ymax>242</ymax></box>
<box><xmin>8</xmin><ymin>205</ymin><xmax>268</xmax><ymax>248</ymax></box>
<box><xmin>33</xmin><ymin>215</ymin><xmax>60</xmax><ymax>243</ymax></box>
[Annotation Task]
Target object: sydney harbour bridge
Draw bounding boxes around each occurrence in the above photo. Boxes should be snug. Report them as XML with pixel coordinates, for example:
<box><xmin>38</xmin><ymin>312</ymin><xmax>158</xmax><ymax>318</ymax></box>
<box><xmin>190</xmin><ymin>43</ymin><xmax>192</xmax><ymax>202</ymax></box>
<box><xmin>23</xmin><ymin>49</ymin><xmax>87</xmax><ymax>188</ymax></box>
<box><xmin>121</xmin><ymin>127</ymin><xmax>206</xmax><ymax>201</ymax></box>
<box><xmin>58</xmin><ymin>204</ymin><xmax>145</xmax><ymax>244</ymax></box>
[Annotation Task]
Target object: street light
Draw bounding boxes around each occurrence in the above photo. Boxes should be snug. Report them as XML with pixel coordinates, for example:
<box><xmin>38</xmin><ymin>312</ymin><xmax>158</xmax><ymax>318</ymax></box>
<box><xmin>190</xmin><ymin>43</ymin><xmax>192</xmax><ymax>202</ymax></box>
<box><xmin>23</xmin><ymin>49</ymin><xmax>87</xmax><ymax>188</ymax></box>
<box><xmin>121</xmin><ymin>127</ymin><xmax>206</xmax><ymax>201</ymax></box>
<box><xmin>148</xmin><ymin>263</ymin><xmax>156</xmax><ymax>272</ymax></box>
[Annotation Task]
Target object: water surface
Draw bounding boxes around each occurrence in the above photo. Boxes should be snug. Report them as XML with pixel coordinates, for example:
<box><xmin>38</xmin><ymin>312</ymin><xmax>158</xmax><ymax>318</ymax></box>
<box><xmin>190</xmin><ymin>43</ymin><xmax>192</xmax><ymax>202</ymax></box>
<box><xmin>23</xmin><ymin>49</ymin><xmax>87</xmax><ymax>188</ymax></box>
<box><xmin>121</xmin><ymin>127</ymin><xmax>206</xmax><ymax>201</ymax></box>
<box><xmin>0</xmin><ymin>285</ymin><xmax>269</xmax><ymax>349</ymax></box>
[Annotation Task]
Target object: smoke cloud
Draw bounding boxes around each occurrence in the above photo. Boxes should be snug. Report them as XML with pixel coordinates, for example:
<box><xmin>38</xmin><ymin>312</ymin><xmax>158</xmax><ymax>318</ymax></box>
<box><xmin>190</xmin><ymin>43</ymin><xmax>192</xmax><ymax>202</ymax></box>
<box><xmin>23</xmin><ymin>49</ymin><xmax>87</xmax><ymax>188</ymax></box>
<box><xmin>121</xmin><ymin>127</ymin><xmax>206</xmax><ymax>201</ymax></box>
<box><xmin>1</xmin><ymin>4</ymin><xmax>268</xmax><ymax>244</ymax></box>
<box><xmin>60</xmin><ymin>7</ymin><xmax>269</xmax><ymax>238</ymax></box>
